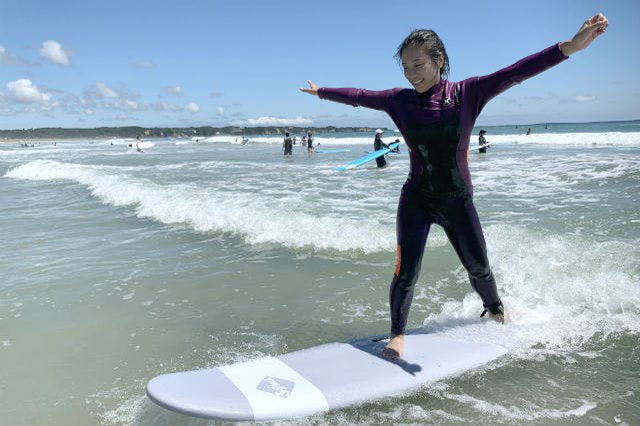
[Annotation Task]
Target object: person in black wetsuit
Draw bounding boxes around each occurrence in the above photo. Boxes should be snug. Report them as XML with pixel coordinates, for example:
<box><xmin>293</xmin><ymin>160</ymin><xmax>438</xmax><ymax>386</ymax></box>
<box><xmin>307</xmin><ymin>130</ymin><xmax>314</xmax><ymax>153</ymax></box>
<box><xmin>478</xmin><ymin>130</ymin><xmax>489</xmax><ymax>153</ymax></box>
<box><xmin>283</xmin><ymin>132</ymin><xmax>293</xmax><ymax>155</ymax></box>
<box><xmin>374</xmin><ymin>129</ymin><xmax>390</xmax><ymax>168</ymax></box>
<box><xmin>301</xmin><ymin>13</ymin><xmax>608</xmax><ymax>359</ymax></box>
<box><xmin>393</xmin><ymin>139</ymin><xmax>401</xmax><ymax>153</ymax></box>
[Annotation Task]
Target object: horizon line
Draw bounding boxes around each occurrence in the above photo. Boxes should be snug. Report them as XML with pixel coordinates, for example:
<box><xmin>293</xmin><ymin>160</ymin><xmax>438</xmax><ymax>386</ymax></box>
<box><xmin>1</xmin><ymin>118</ymin><xmax>639</xmax><ymax>133</ymax></box>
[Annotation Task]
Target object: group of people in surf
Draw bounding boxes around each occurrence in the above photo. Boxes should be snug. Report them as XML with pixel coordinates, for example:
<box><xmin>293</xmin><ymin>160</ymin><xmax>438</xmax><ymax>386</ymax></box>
<box><xmin>16</xmin><ymin>141</ymin><xmax>59</xmax><ymax>147</ymax></box>
<box><xmin>300</xmin><ymin>13</ymin><xmax>608</xmax><ymax>359</ymax></box>
<box><xmin>283</xmin><ymin>127</ymin><xmax>405</xmax><ymax>165</ymax></box>
<box><xmin>282</xmin><ymin>130</ymin><xmax>315</xmax><ymax>155</ymax></box>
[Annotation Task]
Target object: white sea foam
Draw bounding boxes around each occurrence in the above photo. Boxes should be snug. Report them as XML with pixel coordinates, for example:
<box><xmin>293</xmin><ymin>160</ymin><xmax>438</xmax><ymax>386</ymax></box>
<box><xmin>186</xmin><ymin>131</ymin><xmax>639</xmax><ymax>147</ymax></box>
<box><xmin>472</xmin><ymin>151</ymin><xmax>639</xmax><ymax>202</ymax></box>
<box><xmin>5</xmin><ymin>160</ymin><xmax>397</xmax><ymax>253</ymax></box>
<box><xmin>427</xmin><ymin>393</ymin><xmax>596</xmax><ymax>420</ymax></box>
<box><xmin>101</xmin><ymin>138</ymin><xmax>135</xmax><ymax>145</ymax></box>
<box><xmin>488</xmin><ymin>131</ymin><xmax>640</xmax><ymax>147</ymax></box>
<box><xmin>268</xmin><ymin>398</ymin><xmax>596</xmax><ymax>425</ymax></box>
<box><xmin>99</xmin><ymin>395</ymin><xmax>146</xmax><ymax>425</ymax></box>
<box><xmin>186</xmin><ymin>135</ymin><xmax>405</xmax><ymax>146</ymax></box>
<box><xmin>191</xmin><ymin>135</ymin><xmax>283</xmax><ymax>144</ymax></box>
<box><xmin>420</xmin><ymin>225</ymin><xmax>640</xmax><ymax>360</ymax></box>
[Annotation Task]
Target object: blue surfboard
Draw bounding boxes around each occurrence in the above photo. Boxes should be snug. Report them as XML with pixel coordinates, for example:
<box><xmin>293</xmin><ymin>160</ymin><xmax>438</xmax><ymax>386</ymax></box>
<box><xmin>336</xmin><ymin>142</ymin><xmax>399</xmax><ymax>171</ymax></box>
<box><xmin>316</xmin><ymin>148</ymin><xmax>352</xmax><ymax>154</ymax></box>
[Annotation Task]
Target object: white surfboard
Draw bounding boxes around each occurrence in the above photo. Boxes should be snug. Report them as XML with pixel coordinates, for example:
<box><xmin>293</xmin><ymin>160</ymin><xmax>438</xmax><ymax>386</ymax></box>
<box><xmin>128</xmin><ymin>142</ymin><xmax>154</xmax><ymax>150</ymax></box>
<box><xmin>147</xmin><ymin>329</ymin><xmax>507</xmax><ymax>421</ymax></box>
<box><xmin>478</xmin><ymin>141</ymin><xmax>492</xmax><ymax>150</ymax></box>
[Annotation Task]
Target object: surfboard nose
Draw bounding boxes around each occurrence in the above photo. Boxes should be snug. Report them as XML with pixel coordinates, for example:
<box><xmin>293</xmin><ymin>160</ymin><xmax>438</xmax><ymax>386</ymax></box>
<box><xmin>146</xmin><ymin>368</ymin><xmax>253</xmax><ymax>421</ymax></box>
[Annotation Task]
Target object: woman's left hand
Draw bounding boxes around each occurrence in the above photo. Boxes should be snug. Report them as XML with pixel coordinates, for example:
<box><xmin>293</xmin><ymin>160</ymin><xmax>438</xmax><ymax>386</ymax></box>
<box><xmin>300</xmin><ymin>80</ymin><xmax>320</xmax><ymax>96</ymax></box>
<box><xmin>560</xmin><ymin>13</ymin><xmax>608</xmax><ymax>56</ymax></box>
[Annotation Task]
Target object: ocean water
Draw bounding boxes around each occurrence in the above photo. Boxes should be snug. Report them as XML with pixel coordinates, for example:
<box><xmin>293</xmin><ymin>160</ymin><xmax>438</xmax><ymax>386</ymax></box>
<box><xmin>1</xmin><ymin>123</ymin><xmax>639</xmax><ymax>426</ymax></box>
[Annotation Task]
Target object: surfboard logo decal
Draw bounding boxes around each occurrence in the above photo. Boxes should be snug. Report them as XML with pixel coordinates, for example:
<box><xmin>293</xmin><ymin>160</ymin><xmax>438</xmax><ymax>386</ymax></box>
<box><xmin>256</xmin><ymin>376</ymin><xmax>295</xmax><ymax>398</ymax></box>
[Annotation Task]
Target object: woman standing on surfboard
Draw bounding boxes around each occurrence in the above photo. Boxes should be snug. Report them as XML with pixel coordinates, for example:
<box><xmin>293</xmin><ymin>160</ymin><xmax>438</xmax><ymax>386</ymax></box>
<box><xmin>301</xmin><ymin>14</ymin><xmax>608</xmax><ymax>359</ymax></box>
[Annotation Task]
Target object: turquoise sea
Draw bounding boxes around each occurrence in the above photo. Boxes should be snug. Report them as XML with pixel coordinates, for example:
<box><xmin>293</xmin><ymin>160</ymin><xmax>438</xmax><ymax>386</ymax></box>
<box><xmin>1</xmin><ymin>121</ymin><xmax>639</xmax><ymax>425</ymax></box>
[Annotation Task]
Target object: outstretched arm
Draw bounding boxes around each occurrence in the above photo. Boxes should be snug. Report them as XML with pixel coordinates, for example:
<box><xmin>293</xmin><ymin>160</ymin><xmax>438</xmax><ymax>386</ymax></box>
<box><xmin>300</xmin><ymin>80</ymin><xmax>395</xmax><ymax>112</ymax></box>
<box><xmin>466</xmin><ymin>13</ymin><xmax>608</xmax><ymax>115</ymax></box>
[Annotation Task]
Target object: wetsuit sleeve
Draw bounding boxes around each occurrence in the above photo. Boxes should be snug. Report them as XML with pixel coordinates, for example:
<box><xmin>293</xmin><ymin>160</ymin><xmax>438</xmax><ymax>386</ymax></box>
<box><xmin>465</xmin><ymin>43</ymin><xmax>568</xmax><ymax>116</ymax></box>
<box><xmin>317</xmin><ymin>87</ymin><xmax>395</xmax><ymax>112</ymax></box>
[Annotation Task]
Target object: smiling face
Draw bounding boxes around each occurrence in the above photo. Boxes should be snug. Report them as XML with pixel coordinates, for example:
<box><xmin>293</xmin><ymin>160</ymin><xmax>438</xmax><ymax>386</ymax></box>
<box><xmin>401</xmin><ymin>45</ymin><xmax>443</xmax><ymax>93</ymax></box>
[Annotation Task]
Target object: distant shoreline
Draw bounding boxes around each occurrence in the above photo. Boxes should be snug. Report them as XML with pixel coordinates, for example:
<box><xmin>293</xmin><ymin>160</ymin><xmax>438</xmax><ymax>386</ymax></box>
<box><xmin>0</xmin><ymin>126</ymin><xmax>385</xmax><ymax>141</ymax></box>
<box><xmin>0</xmin><ymin>119</ymin><xmax>638</xmax><ymax>142</ymax></box>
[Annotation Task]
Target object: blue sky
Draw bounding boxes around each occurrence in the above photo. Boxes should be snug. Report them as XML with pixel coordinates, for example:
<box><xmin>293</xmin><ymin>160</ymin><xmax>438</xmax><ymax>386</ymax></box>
<box><xmin>0</xmin><ymin>0</ymin><xmax>638</xmax><ymax>129</ymax></box>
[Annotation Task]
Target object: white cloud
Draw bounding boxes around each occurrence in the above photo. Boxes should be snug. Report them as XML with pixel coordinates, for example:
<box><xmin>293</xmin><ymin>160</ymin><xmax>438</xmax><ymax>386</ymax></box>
<box><xmin>186</xmin><ymin>102</ymin><xmax>199</xmax><ymax>113</ymax></box>
<box><xmin>95</xmin><ymin>82</ymin><xmax>119</xmax><ymax>99</ymax></box>
<box><xmin>124</xmin><ymin>99</ymin><xmax>139</xmax><ymax>109</ymax></box>
<box><xmin>115</xmin><ymin>113</ymin><xmax>134</xmax><ymax>121</ymax></box>
<box><xmin>40</xmin><ymin>40</ymin><xmax>70</xmax><ymax>66</ymax></box>
<box><xmin>216</xmin><ymin>106</ymin><xmax>224</xmax><ymax>115</ymax></box>
<box><xmin>0</xmin><ymin>45</ymin><xmax>30</xmax><ymax>66</ymax></box>
<box><xmin>83</xmin><ymin>82</ymin><xmax>143</xmax><ymax>114</ymax></box>
<box><xmin>575</xmin><ymin>95</ymin><xmax>596</xmax><ymax>102</ymax></box>
<box><xmin>135</xmin><ymin>60</ymin><xmax>155</xmax><ymax>69</ymax></box>
<box><xmin>242</xmin><ymin>116</ymin><xmax>313</xmax><ymax>126</ymax></box>
<box><xmin>6</xmin><ymin>79</ymin><xmax>51</xmax><ymax>104</ymax></box>
<box><xmin>150</xmin><ymin>101</ymin><xmax>182</xmax><ymax>112</ymax></box>
<box><xmin>165</xmin><ymin>85</ymin><xmax>183</xmax><ymax>96</ymax></box>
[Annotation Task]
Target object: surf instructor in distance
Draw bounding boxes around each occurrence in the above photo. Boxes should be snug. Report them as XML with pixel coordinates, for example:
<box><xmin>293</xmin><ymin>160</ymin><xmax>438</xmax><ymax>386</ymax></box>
<box><xmin>301</xmin><ymin>14</ymin><xmax>608</xmax><ymax>360</ymax></box>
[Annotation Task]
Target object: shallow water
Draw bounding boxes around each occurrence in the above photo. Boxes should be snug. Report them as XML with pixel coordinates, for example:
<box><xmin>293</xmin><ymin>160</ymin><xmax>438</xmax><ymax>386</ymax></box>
<box><xmin>1</xmin><ymin>130</ymin><xmax>639</xmax><ymax>425</ymax></box>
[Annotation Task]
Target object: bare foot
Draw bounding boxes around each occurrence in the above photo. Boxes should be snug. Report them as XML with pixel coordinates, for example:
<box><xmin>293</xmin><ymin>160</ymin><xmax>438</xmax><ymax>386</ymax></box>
<box><xmin>382</xmin><ymin>334</ymin><xmax>404</xmax><ymax>359</ymax></box>
<box><xmin>488</xmin><ymin>312</ymin><xmax>504</xmax><ymax>324</ymax></box>
<box><xmin>482</xmin><ymin>303</ymin><xmax>506</xmax><ymax>324</ymax></box>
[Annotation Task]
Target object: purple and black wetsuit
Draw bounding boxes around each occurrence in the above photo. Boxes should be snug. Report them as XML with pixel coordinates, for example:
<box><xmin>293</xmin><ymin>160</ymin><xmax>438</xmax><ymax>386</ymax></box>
<box><xmin>318</xmin><ymin>43</ymin><xmax>568</xmax><ymax>335</ymax></box>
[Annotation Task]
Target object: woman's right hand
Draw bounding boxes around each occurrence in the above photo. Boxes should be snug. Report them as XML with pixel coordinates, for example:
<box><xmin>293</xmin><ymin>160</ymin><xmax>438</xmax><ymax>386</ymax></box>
<box><xmin>300</xmin><ymin>80</ymin><xmax>319</xmax><ymax>96</ymax></box>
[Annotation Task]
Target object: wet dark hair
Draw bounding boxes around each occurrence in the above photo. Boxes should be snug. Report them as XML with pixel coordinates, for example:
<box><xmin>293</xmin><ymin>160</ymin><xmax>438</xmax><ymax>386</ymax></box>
<box><xmin>479</xmin><ymin>130</ymin><xmax>486</xmax><ymax>135</ymax></box>
<box><xmin>395</xmin><ymin>29</ymin><xmax>450</xmax><ymax>79</ymax></box>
